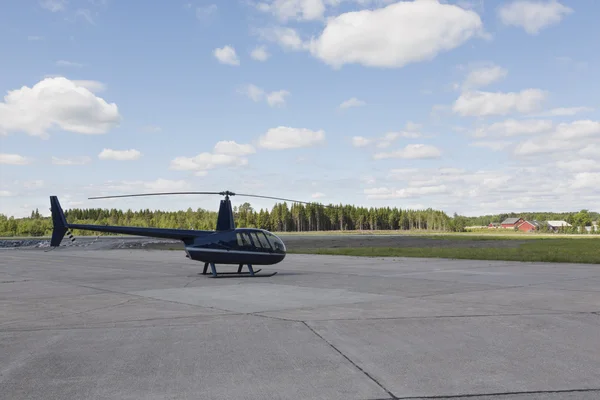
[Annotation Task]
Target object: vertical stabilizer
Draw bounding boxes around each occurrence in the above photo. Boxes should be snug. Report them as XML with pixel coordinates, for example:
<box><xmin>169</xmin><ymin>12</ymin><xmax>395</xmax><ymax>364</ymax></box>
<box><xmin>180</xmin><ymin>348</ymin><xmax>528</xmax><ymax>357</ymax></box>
<box><xmin>216</xmin><ymin>198</ymin><xmax>235</xmax><ymax>231</ymax></box>
<box><xmin>49</xmin><ymin>196</ymin><xmax>70</xmax><ymax>247</ymax></box>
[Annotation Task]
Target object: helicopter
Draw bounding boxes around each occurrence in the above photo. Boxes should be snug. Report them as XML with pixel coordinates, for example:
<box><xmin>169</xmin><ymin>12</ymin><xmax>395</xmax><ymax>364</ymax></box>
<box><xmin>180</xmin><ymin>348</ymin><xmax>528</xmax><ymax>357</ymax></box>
<box><xmin>49</xmin><ymin>190</ymin><xmax>328</xmax><ymax>278</ymax></box>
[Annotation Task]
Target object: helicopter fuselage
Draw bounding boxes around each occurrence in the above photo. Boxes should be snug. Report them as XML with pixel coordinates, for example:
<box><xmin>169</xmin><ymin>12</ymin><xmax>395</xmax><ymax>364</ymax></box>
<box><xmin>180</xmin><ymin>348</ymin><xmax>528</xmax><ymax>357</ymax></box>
<box><xmin>184</xmin><ymin>228</ymin><xmax>286</xmax><ymax>265</ymax></box>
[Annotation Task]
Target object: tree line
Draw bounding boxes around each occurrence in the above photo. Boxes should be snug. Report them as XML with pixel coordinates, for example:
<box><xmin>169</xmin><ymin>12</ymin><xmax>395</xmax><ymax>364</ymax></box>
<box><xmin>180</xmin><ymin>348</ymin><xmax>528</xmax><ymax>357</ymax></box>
<box><xmin>0</xmin><ymin>203</ymin><xmax>598</xmax><ymax>237</ymax></box>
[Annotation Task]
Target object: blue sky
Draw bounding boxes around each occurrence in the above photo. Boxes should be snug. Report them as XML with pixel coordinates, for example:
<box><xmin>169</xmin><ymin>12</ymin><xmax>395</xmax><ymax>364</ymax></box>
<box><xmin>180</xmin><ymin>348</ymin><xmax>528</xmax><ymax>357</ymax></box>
<box><xmin>1</xmin><ymin>0</ymin><xmax>599</xmax><ymax>218</ymax></box>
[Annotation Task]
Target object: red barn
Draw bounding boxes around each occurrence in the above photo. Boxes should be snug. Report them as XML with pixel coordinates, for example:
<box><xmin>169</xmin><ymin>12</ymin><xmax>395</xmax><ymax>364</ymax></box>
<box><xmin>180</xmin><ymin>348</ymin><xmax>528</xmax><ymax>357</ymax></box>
<box><xmin>501</xmin><ymin>217</ymin><xmax>524</xmax><ymax>228</ymax></box>
<box><xmin>516</xmin><ymin>220</ymin><xmax>540</xmax><ymax>232</ymax></box>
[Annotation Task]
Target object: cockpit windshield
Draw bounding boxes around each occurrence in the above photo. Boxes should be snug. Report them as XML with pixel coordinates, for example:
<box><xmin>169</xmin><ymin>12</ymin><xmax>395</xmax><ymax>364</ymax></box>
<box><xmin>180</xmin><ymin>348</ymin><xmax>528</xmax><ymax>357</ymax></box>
<box><xmin>263</xmin><ymin>231</ymin><xmax>286</xmax><ymax>253</ymax></box>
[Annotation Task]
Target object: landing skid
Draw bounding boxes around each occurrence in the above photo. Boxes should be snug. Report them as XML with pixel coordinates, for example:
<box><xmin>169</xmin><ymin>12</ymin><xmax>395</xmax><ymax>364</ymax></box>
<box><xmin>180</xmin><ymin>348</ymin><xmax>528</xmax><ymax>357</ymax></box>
<box><xmin>201</xmin><ymin>262</ymin><xmax>277</xmax><ymax>278</ymax></box>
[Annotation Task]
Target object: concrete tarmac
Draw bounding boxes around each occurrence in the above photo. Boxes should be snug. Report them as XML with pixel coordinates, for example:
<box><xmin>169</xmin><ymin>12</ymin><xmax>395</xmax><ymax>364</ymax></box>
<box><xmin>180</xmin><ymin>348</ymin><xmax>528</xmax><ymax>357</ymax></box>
<box><xmin>1</xmin><ymin>247</ymin><xmax>599</xmax><ymax>399</ymax></box>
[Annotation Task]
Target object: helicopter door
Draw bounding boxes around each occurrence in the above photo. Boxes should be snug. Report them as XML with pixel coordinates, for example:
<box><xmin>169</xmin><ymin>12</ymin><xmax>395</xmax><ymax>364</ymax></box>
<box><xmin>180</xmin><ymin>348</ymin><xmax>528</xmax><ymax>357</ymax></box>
<box><xmin>236</xmin><ymin>232</ymin><xmax>254</xmax><ymax>251</ymax></box>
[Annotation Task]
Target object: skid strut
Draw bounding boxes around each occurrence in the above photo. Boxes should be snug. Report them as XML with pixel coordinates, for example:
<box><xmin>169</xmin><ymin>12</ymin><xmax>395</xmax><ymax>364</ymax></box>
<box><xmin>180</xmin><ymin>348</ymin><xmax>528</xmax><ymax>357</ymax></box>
<box><xmin>201</xmin><ymin>262</ymin><xmax>277</xmax><ymax>278</ymax></box>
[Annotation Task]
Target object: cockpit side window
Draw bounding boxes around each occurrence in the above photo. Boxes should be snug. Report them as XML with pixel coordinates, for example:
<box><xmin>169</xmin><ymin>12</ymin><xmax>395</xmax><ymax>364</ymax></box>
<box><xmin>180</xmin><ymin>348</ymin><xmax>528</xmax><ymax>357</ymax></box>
<box><xmin>250</xmin><ymin>232</ymin><xmax>264</xmax><ymax>249</ymax></box>
<box><xmin>236</xmin><ymin>232</ymin><xmax>253</xmax><ymax>250</ymax></box>
<box><xmin>256</xmin><ymin>232</ymin><xmax>273</xmax><ymax>250</ymax></box>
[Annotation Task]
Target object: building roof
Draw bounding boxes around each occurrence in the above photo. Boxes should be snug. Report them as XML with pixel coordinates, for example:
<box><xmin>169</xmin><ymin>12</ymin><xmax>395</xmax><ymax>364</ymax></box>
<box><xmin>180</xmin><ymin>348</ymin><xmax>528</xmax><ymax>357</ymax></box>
<box><xmin>501</xmin><ymin>217</ymin><xmax>522</xmax><ymax>225</ymax></box>
<box><xmin>547</xmin><ymin>220</ymin><xmax>571</xmax><ymax>227</ymax></box>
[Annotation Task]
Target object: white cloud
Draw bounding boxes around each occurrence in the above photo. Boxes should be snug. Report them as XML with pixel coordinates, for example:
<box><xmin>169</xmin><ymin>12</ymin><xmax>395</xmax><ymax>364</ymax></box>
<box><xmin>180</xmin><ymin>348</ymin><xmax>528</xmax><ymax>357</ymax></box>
<box><xmin>239</xmin><ymin>84</ymin><xmax>291</xmax><ymax>107</ymax></box>
<box><xmin>531</xmin><ymin>107</ymin><xmax>593</xmax><ymax>117</ymax></box>
<box><xmin>170</xmin><ymin>141</ymin><xmax>254</xmax><ymax>175</ymax></box>
<box><xmin>170</xmin><ymin>154</ymin><xmax>248</xmax><ymax>176</ymax></box>
<box><xmin>473</xmin><ymin>119</ymin><xmax>553</xmax><ymax>137</ymax></box>
<box><xmin>266</xmin><ymin>90</ymin><xmax>290</xmax><ymax>107</ymax></box>
<box><xmin>352</xmin><ymin>136</ymin><xmax>371</xmax><ymax>147</ymax></box>
<box><xmin>213</xmin><ymin>141</ymin><xmax>256</xmax><ymax>156</ymax></box>
<box><xmin>250</xmin><ymin>45</ymin><xmax>270</xmax><ymax>61</ymax></box>
<box><xmin>462</xmin><ymin>65</ymin><xmax>508</xmax><ymax>90</ymax></box>
<box><xmin>311</xmin><ymin>192</ymin><xmax>325</xmax><ymax>198</ymax></box>
<box><xmin>352</xmin><ymin>123</ymin><xmax>424</xmax><ymax>149</ymax></box>
<box><xmin>580</xmin><ymin>143</ymin><xmax>600</xmax><ymax>157</ymax></box>
<box><xmin>374</xmin><ymin>144</ymin><xmax>442</xmax><ymax>160</ymax></box>
<box><xmin>469</xmin><ymin>141</ymin><xmax>512</xmax><ymax>151</ymax></box>
<box><xmin>258</xmin><ymin>0</ymin><xmax>326</xmax><ymax>21</ymax></box>
<box><xmin>141</xmin><ymin>179</ymin><xmax>191</xmax><ymax>191</ymax></box>
<box><xmin>0</xmin><ymin>154</ymin><xmax>32</xmax><ymax>165</ymax></box>
<box><xmin>365</xmin><ymin>185</ymin><xmax>448</xmax><ymax>199</ymax></box>
<box><xmin>258</xmin><ymin>126</ymin><xmax>325</xmax><ymax>149</ymax></box>
<box><xmin>260</xmin><ymin>26</ymin><xmax>306</xmax><ymax>51</ymax></box>
<box><xmin>338</xmin><ymin>97</ymin><xmax>366</xmax><ymax>109</ymax></box>
<box><xmin>0</xmin><ymin>190</ymin><xmax>14</xmax><ymax>197</ymax></box>
<box><xmin>98</xmin><ymin>149</ymin><xmax>141</xmax><ymax>161</ymax></box>
<box><xmin>51</xmin><ymin>156</ymin><xmax>92</xmax><ymax>165</ymax></box>
<box><xmin>513</xmin><ymin>120</ymin><xmax>600</xmax><ymax>156</ymax></box>
<box><xmin>307</xmin><ymin>0</ymin><xmax>485</xmax><ymax>68</ymax></box>
<box><xmin>22</xmin><ymin>180</ymin><xmax>45</xmax><ymax>189</ymax></box>
<box><xmin>556</xmin><ymin>159</ymin><xmax>600</xmax><ymax>173</ymax></box>
<box><xmin>0</xmin><ymin>77</ymin><xmax>120</xmax><ymax>138</ymax></box>
<box><xmin>56</xmin><ymin>60</ymin><xmax>83</xmax><ymax>67</ymax></box>
<box><xmin>571</xmin><ymin>172</ymin><xmax>600</xmax><ymax>189</ymax></box>
<box><xmin>453</xmin><ymin>89</ymin><xmax>547</xmax><ymax>117</ymax></box>
<box><xmin>498</xmin><ymin>0</ymin><xmax>573</xmax><ymax>35</ymax></box>
<box><xmin>40</xmin><ymin>0</ymin><xmax>66</xmax><ymax>12</ymax></box>
<box><xmin>213</xmin><ymin>45</ymin><xmax>240</xmax><ymax>65</ymax></box>
<box><xmin>27</xmin><ymin>35</ymin><xmax>44</xmax><ymax>41</ymax></box>
<box><xmin>71</xmin><ymin>80</ymin><xmax>106</xmax><ymax>92</ymax></box>
<box><xmin>554</xmin><ymin>120</ymin><xmax>600</xmax><ymax>139</ymax></box>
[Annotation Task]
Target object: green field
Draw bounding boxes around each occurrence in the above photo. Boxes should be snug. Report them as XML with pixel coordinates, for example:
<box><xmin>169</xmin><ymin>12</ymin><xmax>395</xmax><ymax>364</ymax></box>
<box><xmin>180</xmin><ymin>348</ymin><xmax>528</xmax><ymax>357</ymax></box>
<box><xmin>288</xmin><ymin>237</ymin><xmax>600</xmax><ymax>264</ymax></box>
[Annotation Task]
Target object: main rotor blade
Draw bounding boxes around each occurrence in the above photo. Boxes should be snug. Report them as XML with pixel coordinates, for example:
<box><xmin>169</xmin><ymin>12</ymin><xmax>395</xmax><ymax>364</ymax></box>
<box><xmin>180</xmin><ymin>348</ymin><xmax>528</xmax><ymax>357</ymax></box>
<box><xmin>88</xmin><ymin>191</ymin><xmax>222</xmax><ymax>200</ymax></box>
<box><xmin>234</xmin><ymin>193</ymin><xmax>334</xmax><ymax>207</ymax></box>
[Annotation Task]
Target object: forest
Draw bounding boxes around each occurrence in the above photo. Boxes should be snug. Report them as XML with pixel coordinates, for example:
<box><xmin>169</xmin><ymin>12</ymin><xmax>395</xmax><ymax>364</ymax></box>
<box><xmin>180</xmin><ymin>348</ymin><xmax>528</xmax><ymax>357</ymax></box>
<box><xmin>0</xmin><ymin>202</ymin><xmax>598</xmax><ymax>237</ymax></box>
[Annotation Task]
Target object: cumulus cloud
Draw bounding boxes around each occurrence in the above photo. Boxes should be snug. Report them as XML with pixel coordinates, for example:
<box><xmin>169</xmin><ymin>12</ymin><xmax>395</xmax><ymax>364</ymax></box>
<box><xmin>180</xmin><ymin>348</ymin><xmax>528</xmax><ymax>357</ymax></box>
<box><xmin>513</xmin><ymin>120</ymin><xmax>600</xmax><ymax>156</ymax></box>
<box><xmin>266</xmin><ymin>90</ymin><xmax>290</xmax><ymax>107</ymax></box>
<box><xmin>472</xmin><ymin>119</ymin><xmax>554</xmax><ymax>137</ymax></box>
<box><xmin>453</xmin><ymin>89</ymin><xmax>547</xmax><ymax>117</ymax></box>
<box><xmin>373</xmin><ymin>144</ymin><xmax>442</xmax><ymax>160</ymax></box>
<box><xmin>170</xmin><ymin>140</ymin><xmax>255</xmax><ymax>176</ymax></box>
<box><xmin>338</xmin><ymin>97</ymin><xmax>366</xmax><ymax>109</ymax></box>
<box><xmin>312</xmin><ymin>192</ymin><xmax>325</xmax><ymax>198</ymax></box>
<box><xmin>0</xmin><ymin>154</ymin><xmax>32</xmax><ymax>165</ymax></box>
<box><xmin>71</xmin><ymin>79</ymin><xmax>106</xmax><ymax>93</ymax></box>
<box><xmin>213</xmin><ymin>45</ymin><xmax>240</xmax><ymax>65</ymax></box>
<box><xmin>461</xmin><ymin>65</ymin><xmax>508</xmax><ymax>90</ymax></box>
<box><xmin>364</xmin><ymin>185</ymin><xmax>448</xmax><ymax>199</ymax></box>
<box><xmin>498</xmin><ymin>0</ymin><xmax>573</xmax><ymax>34</ymax></box>
<box><xmin>531</xmin><ymin>106</ymin><xmax>593</xmax><ymax>117</ymax></box>
<box><xmin>469</xmin><ymin>141</ymin><xmax>512</xmax><ymax>151</ymax></box>
<box><xmin>98</xmin><ymin>149</ymin><xmax>142</xmax><ymax>161</ymax></box>
<box><xmin>0</xmin><ymin>77</ymin><xmax>120</xmax><ymax>138</ymax></box>
<box><xmin>239</xmin><ymin>84</ymin><xmax>290</xmax><ymax>107</ymax></box>
<box><xmin>213</xmin><ymin>140</ymin><xmax>256</xmax><ymax>156</ymax></box>
<box><xmin>257</xmin><ymin>0</ymin><xmax>332</xmax><ymax>21</ymax></box>
<box><xmin>351</xmin><ymin>123</ymin><xmax>424</xmax><ymax>148</ymax></box>
<box><xmin>307</xmin><ymin>0</ymin><xmax>486</xmax><ymax>68</ymax></box>
<box><xmin>250</xmin><ymin>45</ymin><xmax>270</xmax><ymax>61</ymax></box>
<box><xmin>258</xmin><ymin>126</ymin><xmax>325</xmax><ymax>149</ymax></box>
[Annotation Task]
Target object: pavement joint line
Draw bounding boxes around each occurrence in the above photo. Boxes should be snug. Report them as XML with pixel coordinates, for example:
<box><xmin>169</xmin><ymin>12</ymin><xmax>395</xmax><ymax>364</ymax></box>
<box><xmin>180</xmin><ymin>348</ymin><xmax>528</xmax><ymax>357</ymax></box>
<box><xmin>254</xmin><ymin>310</ymin><xmax>595</xmax><ymax>323</ymax></box>
<box><xmin>0</xmin><ymin>314</ymin><xmax>247</xmax><ymax>333</ymax></box>
<box><xmin>46</xmin><ymin>280</ymin><xmax>241</xmax><ymax>315</ymax></box>
<box><xmin>391</xmin><ymin>388</ymin><xmax>600</xmax><ymax>399</ymax></box>
<box><xmin>301</xmin><ymin>321</ymin><xmax>398</xmax><ymax>400</ymax></box>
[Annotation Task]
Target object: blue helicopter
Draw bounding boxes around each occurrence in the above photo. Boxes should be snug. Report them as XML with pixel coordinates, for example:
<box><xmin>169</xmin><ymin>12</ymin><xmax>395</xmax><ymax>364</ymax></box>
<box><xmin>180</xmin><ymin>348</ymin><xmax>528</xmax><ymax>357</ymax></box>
<box><xmin>49</xmin><ymin>191</ymin><xmax>324</xmax><ymax>278</ymax></box>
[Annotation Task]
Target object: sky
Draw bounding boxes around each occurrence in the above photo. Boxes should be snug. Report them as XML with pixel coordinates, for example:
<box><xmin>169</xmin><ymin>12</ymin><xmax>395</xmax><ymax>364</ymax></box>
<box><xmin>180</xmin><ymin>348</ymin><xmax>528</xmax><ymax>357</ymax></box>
<box><xmin>0</xmin><ymin>0</ymin><xmax>599</xmax><ymax>218</ymax></box>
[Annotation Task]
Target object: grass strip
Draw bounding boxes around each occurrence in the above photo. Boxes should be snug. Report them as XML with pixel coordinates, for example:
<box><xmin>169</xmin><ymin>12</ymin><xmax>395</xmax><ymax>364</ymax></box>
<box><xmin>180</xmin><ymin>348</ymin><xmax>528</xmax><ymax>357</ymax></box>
<box><xmin>288</xmin><ymin>239</ymin><xmax>600</xmax><ymax>264</ymax></box>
